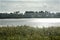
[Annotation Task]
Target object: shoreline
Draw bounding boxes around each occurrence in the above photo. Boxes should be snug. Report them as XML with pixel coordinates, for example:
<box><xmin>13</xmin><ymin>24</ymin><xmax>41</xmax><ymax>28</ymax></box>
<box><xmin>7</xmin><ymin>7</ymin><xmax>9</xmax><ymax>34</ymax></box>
<box><xmin>0</xmin><ymin>25</ymin><xmax>60</xmax><ymax>28</ymax></box>
<box><xmin>0</xmin><ymin>18</ymin><xmax>60</xmax><ymax>19</ymax></box>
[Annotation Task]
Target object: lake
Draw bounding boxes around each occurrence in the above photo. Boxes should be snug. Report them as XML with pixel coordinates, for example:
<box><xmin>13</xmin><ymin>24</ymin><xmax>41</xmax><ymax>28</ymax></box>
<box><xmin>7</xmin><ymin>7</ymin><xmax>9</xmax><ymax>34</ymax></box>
<box><xmin>0</xmin><ymin>18</ymin><xmax>60</xmax><ymax>28</ymax></box>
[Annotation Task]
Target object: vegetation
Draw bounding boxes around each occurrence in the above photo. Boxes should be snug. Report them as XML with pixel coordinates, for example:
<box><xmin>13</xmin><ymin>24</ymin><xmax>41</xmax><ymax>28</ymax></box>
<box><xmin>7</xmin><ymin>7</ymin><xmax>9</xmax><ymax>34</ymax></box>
<box><xmin>0</xmin><ymin>25</ymin><xmax>60</xmax><ymax>40</ymax></box>
<box><xmin>0</xmin><ymin>11</ymin><xmax>60</xmax><ymax>18</ymax></box>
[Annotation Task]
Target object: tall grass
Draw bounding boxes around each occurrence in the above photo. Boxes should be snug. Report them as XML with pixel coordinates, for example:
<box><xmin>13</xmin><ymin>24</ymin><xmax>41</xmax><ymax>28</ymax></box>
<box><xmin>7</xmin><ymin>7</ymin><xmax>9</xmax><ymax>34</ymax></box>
<box><xmin>0</xmin><ymin>25</ymin><xmax>60</xmax><ymax>40</ymax></box>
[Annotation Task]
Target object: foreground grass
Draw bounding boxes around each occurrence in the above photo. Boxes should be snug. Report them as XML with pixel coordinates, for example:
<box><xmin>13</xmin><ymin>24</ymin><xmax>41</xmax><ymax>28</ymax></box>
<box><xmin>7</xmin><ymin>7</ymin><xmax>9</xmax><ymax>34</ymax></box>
<box><xmin>0</xmin><ymin>25</ymin><xmax>60</xmax><ymax>40</ymax></box>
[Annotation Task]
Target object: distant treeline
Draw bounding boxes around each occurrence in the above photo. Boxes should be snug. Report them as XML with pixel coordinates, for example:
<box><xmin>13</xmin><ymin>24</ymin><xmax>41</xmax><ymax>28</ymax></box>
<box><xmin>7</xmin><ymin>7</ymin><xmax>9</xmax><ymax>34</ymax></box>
<box><xmin>0</xmin><ymin>11</ymin><xmax>60</xmax><ymax>18</ymax></box>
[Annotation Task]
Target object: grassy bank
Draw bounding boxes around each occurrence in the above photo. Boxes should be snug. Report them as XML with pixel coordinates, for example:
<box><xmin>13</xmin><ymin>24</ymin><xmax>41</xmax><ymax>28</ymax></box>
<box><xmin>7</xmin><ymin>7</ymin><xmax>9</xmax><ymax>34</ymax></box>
<box><xmin>0</xmin><ymin>25</ymin><xmax>60</xmax><ymax>40</ymax></box>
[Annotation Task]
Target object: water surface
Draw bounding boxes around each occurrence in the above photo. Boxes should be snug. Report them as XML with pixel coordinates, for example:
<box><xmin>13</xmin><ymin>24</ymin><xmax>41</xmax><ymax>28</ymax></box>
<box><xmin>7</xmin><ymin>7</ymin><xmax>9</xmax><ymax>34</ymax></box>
<box><xmin>0</xmin><ymin>18</ymin><xmax>60</xmax><ymax>28</ymax></box>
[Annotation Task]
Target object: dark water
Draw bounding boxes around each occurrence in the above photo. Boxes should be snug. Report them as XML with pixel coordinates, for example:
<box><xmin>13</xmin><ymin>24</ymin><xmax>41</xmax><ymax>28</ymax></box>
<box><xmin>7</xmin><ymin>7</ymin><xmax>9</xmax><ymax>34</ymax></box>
<box><xmin>0</xmin><ymin>18</ymin><xmax>60</xmax><ymax>28</ymax></box>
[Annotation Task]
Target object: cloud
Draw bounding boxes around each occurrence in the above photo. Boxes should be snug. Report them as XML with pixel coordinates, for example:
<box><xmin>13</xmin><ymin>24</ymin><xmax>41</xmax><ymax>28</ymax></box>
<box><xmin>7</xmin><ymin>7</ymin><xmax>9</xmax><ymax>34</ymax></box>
<box><xmin>0</xmin><ymin>0</ymin><xmax>60</xmax><ymax>12</ymax></box>
<box><xmin>1</xmin><ymin>0</ymin><xmax>44</xmax><ymax>1</ymax></box>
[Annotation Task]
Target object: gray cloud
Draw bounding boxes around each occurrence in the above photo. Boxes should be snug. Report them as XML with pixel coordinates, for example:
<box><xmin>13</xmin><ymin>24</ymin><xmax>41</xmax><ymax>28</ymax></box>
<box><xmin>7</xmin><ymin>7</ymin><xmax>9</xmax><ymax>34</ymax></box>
<box><xmin>0</xmin><ymin>0</ymin><xmax>60</xmax><ymax>13</ymax></box>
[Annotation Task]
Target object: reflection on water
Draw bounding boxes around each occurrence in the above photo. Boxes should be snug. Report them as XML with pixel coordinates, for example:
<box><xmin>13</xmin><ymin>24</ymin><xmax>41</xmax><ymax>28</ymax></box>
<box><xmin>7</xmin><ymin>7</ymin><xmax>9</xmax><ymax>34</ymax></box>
<box><xmin>0</xmin><ymin>18</ymin><xmax>60</xmax><ymax>28</ymax></box>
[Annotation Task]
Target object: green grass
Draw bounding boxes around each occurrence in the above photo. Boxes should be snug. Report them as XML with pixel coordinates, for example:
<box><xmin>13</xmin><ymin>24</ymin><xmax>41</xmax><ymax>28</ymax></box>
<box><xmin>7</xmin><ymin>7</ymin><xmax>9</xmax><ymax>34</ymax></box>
<box><xmin>0</xmin><ymin>25</ymin><xmax>60</xmax><ymax>40</ymax></box>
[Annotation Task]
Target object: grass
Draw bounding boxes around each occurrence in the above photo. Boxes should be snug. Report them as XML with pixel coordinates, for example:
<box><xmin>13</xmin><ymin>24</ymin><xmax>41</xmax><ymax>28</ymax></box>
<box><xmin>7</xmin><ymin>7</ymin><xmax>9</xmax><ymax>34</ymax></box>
<box><xmin>0</xmin><ymin>25</ymin><xmax>60</xmax><ymax>40</ymax></box>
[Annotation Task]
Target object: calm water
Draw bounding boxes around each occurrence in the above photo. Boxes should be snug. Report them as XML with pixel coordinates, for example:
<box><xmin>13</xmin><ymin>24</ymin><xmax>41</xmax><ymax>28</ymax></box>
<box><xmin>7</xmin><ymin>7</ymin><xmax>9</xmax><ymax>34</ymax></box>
<box><xmin>0</xmin><ymin>18</ymin><xmax>60</xmax><ymax>28</ymax></box>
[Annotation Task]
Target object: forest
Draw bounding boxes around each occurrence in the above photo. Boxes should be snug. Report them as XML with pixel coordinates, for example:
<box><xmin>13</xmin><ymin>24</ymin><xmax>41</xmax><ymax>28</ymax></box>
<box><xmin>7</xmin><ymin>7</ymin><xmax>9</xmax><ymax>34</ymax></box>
<box><xmin>0</xmin><ymin>11</ymin><xmax>60</xmax><ymax>18</ymax></box>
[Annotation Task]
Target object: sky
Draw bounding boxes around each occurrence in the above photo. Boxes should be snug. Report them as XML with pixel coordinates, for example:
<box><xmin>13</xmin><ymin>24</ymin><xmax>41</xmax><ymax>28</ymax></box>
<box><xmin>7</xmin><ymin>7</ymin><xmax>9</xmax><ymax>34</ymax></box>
<box><xmin>0</xmin><ymin>0</ymin><xmax>60</xmax><ymax>13</ymax></box>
